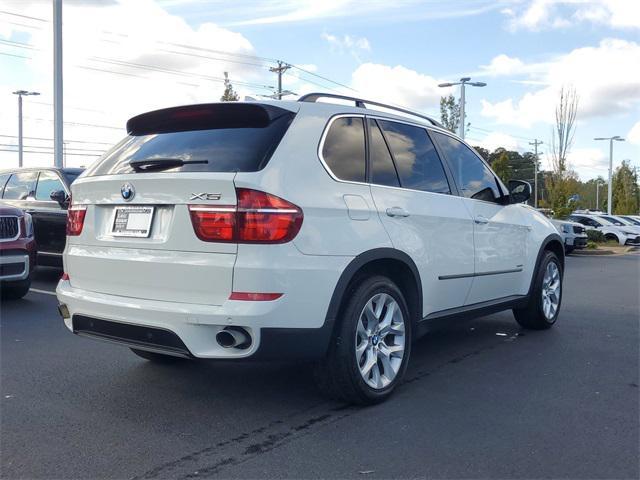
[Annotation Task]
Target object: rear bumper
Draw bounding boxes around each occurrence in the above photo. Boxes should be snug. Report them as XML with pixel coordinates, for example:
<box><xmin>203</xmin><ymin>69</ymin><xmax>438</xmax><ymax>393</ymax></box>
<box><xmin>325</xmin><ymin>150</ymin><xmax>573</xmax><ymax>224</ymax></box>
<box><xmin>56</xmin><ymin>251</ymin><xmax>350</xmax><ymax>359</ymax></box>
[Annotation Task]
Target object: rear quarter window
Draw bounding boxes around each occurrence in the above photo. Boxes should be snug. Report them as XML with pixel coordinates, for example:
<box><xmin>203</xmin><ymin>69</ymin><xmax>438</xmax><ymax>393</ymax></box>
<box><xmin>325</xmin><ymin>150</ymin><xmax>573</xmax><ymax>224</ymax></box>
<box><xmin>321</xmin><ymin>117</ymin><xmax>366</xmax><ymax>183</ymax></box>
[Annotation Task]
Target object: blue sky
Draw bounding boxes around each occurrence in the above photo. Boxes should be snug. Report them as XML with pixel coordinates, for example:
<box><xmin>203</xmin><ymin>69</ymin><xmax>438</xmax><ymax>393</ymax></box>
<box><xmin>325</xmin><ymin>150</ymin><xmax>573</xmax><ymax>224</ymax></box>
<box><xmin>0</xmin><ymin>0</ymin><xmax>638</xmax><ymax>179</ymax></box>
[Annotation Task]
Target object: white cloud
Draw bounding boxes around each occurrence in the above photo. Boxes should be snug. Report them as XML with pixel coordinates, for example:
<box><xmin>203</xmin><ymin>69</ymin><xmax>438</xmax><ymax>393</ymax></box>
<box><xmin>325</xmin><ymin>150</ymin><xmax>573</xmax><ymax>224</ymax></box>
<box><xmin>228</xmin><ymin>0</ymin><xmax>505</xmax><ymax>26</ymax></box>
<box><xmin>321</xmin><ymin>33</ymin><xmax>371</xmax><ymax>62</ymax></box>
<box><xmin>505</xmin><ymin>0</ymin><xmax>640</xmax><ymax>31</ymax></box>
<box><xmin>628</xmin><ymin>121</ymin><xmax>640</xmax><ymax>145</ymax></box>
<box><xmin>350</xmin><ymin>63</ymin><xmax>444</xmax><ymax>113</ymax></box>
<box><xmin>479</xmin><ymin>54</ymin><xmax>526</xmax><ymax>76</ymax></box>
<box><xmin>480</xmin><ymin>38</ymin><xmax>640</xmax><ymax>127</ymax></box>
<box><xmin>322</xmin><ymin>33</ymin><xmax>370</xmax><ymax>52</ymax></box>
<box><xmin>566</xmin><ymin>147</ymin><xmax>608</xmax><ymax>177</ymax></box>
<box><xmin>473</xmin><ymin>132</ymin><xmax>522</xmax><ymax>152</ymax></box>
<box><xmin>0</xmin><ymin>0</ymin><xmax>269</xmax><ymax>169</ymax></box>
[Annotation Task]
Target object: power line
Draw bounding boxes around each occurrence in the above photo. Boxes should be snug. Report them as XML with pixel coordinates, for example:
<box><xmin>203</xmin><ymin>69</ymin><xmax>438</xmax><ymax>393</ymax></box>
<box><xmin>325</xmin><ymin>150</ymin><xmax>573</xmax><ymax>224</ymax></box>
<box><xmin>290</xmin><ymin>64</ymin><xmax>356</xmax><ymax>92</ymax></box>
<box><xmin>0</xmin><ymin>10</ymin><xmax>47</xmax><ymax>23</ymax></box>
<box><xmin>0</xmin><ymin>143</ymin><xmax>105</xmax><ymax>153</ymax></box>
<box><xmin>0</xmin><ymin>148</ymin><xmax>101</xmax><ymax>157</ymax></box>
<box><xmin>0</xmin><ymin>134</ymin><xmax>114</xmax><ymax>145</ymax></box>
<box><xmin>24</xmin><ymin>116</ymin><xmax>123</xmax><ymax>130</ymax></box>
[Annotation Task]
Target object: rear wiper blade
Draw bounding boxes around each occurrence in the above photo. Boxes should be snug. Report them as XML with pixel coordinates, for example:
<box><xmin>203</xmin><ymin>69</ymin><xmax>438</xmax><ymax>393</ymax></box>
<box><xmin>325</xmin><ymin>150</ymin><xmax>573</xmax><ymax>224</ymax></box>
<box><xmin>129</xmin><ymin>158</ymin><xmax>208</xmax><ymax>172</ymax></box>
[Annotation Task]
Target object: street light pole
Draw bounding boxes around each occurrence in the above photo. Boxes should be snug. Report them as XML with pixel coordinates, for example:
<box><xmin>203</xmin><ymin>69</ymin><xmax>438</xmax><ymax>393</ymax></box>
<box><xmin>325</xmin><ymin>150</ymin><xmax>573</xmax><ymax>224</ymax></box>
<box><xmin>12</xmin><ymin>90</ymin><xmax>40</xmax><ymax>168</ymax></box>
<box><xmin>594</xmin><ymin>136</ymin><xmax>625</xmax><ymax>215</ymax></box>
<box><xmin>529</xmin><ymin>139</ymin><xmax>543</xmax><ymax>208</ymax></box>
<box><xmin>53</xmin><ymin>0</ymin><xmax>64</xmax><ymax>169</ymax></box>
<box><xmin>438</xmin><ymin>77</ymin><xmax>486</xmax><ymax>140</ymax></box>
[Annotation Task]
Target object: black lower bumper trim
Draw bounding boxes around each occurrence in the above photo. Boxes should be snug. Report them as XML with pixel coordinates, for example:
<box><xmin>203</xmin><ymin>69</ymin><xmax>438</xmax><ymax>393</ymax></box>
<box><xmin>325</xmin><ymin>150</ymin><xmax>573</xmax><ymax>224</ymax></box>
<box><xmin>72</xmin><ymin>315</ymin><xmax>192</xmax><ymax>358</ymax></box>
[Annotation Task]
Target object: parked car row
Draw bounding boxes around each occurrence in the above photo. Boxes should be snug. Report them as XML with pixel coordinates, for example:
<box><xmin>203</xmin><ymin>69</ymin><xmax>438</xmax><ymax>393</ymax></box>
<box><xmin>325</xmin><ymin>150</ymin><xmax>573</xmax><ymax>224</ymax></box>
<box><xmin>568</xmin><ymin>212</ymin><xmax>640</xmax><ymax>246</ymax></box>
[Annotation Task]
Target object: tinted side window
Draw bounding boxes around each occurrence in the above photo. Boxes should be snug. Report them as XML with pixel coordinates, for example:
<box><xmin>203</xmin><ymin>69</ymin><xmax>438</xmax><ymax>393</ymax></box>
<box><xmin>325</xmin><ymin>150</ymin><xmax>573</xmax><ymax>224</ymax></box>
<box><xmin>322</xmin><ymin>117</ymin><xmax>366</xmax><ymax>182</ymax></box>
<box><xmin>378</xmin><ymin>120</ymin><xmax>450</xmax><ymax>194</ymax></box>
<box><xmin>369</xmin><ymin>119</ymin><xmax>400</xmax><ymax>187</ymax></box>
<box><xmin>36</xmin><ymin>171</ymin><xmax>65</xmax><ymax>201</ymax></box>
<box><xmin>3</xmin><ymin>172</ymin><xmax>38</xmax><ymax>200</ymax></box>
<box><xmin>0</xmin><ymin>174</ymin><xmax>10</xmax><ymax>197</ymax></box>
<box><xmin>432</xmin><ymin>132</ymin><xmax>501</xmax><ymax>203</ymax></box>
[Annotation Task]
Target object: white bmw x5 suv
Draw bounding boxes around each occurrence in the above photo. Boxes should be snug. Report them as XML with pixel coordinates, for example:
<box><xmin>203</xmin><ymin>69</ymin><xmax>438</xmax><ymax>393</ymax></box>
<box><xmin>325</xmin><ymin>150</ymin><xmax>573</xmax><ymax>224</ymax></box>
<box><xmin>57</xmin><ymin>94</ymin><xmax>564</xmax><ymax>404</ymax></box>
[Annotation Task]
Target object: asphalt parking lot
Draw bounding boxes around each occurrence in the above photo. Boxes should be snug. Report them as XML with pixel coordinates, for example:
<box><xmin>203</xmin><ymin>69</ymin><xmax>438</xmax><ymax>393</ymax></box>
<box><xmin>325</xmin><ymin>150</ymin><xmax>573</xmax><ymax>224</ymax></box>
<box><xmin>1</xmin><ymin>254</ymin><xmax>639</xmax><ymax>479</ymax></box>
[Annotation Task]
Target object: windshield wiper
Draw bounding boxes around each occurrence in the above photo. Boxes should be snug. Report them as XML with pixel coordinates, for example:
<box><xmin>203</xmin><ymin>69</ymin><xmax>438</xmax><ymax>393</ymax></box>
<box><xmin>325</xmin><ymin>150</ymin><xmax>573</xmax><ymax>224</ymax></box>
<box><xmin>129</xmin><ymin>157</ymin><xmax>208</xmax><ymax>172</ymax></box>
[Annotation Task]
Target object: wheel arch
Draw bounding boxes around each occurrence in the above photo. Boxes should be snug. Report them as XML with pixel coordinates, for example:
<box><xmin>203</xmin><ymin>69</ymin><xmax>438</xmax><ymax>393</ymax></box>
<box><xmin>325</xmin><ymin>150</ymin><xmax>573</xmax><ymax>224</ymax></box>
<box><xmin>325</xmin><ymin>248</ymin><xmax>423</xmax><ymax>336</ymax></box>
<box><xmin>527</xmin><ymin>233</ymin><xmax>565</xmax><ymax>296</ymax></box>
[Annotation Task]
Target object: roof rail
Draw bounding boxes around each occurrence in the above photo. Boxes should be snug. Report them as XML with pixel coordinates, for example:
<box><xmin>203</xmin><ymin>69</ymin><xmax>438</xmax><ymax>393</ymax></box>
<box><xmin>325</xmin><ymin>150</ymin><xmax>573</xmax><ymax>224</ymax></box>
<box><xmin>298</xmin><ymin>92</ymin><xmax>443</xmax><ymax>127</ymax></box>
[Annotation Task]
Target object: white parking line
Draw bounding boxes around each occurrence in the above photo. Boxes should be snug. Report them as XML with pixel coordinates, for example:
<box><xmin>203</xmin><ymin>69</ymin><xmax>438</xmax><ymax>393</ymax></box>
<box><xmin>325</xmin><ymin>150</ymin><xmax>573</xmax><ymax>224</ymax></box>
<box><xmin>29</xmin><ymin>288</ymin><xmax>57</xmax><ymax>297</ymax></box>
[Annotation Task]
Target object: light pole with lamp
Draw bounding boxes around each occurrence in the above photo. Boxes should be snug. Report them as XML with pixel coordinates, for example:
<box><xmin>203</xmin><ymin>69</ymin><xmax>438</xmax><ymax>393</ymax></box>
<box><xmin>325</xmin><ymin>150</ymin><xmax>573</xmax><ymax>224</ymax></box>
<box><xmin>438</xmin><ymin>77</ymin><xmax>486</xmax><ymax>140</ymax></box>
<box><xmin>594</xmin><ymin>136</ymin><xmax>625</xmax><ymax>215</ymax></box>
<box><xmin>595</xmin><ymin>181</ymin><xmax>604</xmax><ymax>211</ymax></box>
<box><xmin>12</xmin><ymin>90</ymin><xmax>40</xmax><ymax>168</ymax></box>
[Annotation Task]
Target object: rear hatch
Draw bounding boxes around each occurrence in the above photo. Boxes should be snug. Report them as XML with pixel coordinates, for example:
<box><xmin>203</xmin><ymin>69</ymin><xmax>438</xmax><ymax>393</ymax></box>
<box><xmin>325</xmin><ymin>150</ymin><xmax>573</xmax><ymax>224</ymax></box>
<box><xmin>66</xmin><ymin>102</ymin><xmax>297</xmax><ymax>305</ymax></box>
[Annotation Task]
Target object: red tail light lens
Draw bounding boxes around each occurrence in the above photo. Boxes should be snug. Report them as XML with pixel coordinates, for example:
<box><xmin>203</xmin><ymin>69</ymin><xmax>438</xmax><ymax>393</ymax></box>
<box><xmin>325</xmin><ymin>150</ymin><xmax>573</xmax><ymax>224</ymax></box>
<box><xmin>236</xmin><ymin>188</ymin><xmax>303</xmax><ymax>243</ymax></box>
<box><xmin>66</xmin><ymin>205</ymin><xmax>86</xmax><ymax>236</ymax></box>
<box><xmin>188</xmin><ymin>206</ymin><xmax>236</xmax><ymax>242</ymax></box>
<box><xmin>189</xmin><ymin>189</ymin><xmax>303</xmax><ymax>244</ymax></box>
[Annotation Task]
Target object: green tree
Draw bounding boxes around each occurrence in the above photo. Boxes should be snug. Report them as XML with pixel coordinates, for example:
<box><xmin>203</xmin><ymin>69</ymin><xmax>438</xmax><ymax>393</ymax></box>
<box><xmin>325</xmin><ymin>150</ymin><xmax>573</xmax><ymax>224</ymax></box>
<box><xmin>439</xmin><ymin>94</ymin><xmax>460</xmax><ymax>133</ymax></box>
<box><xmin>472</xmin><ymin>146</ymin><xmax>489</xmax><ymax>162</ymax></box>
<box><xmin>220</xmin><ymin>72</ymin><xmax>239</xmax><ymax>101</ymax></box>
<box><xmin>490</xmin><ymin>151</ymin><xmax>511</xmax><ymax>183</ymax></box>
<box><xmin>612</xmin><ymin>160</ymin><xmax>640</xmax><ymax>214</ymax></box>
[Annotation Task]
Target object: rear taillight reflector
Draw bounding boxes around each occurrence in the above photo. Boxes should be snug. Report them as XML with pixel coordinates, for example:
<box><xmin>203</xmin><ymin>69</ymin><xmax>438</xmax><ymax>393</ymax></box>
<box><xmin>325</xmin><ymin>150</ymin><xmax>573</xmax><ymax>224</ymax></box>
<box><xmin>188</xmin><ymin>188</ymin><xmax>303</xmax><ymax>244</ymax></box>
<box><xmin>229</xmin><ymin>292</ymin><xmax>283</xmax><ymax>301</ymax></box>
<box><xmin>61</xmin><ymin>273</ymin><xmax>70</xmax><ymax>281</ymax></box>
<box><xmin>188</xmin><ymin>206</ymin><xmax>236</xmax><ymax>242</ymax></box>
<box><xmin>66</xmin><ymin>205</ymin><xmax>86</xmax><ymax>236</ymax></box>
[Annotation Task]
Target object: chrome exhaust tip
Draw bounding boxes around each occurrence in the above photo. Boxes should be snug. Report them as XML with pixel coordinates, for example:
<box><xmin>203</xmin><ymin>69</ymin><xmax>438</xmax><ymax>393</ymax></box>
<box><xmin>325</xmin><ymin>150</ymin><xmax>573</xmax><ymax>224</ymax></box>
<box><xmin>216</xmin><ymin>327</ymin><xmax>251</xmax><ymax>349</ymax></box>
<box><xmin>58</xmin><ymin>303</ymin><xmax>70</xmax><ymax>319</ymax></box>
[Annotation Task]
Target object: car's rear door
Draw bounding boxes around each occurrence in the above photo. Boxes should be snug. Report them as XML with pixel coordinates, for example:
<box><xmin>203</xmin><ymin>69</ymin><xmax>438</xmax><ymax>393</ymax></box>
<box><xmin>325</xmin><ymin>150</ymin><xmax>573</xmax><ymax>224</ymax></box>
<box><xmin>431</xmin><ymin>131</ymin><xmax>529</xmax><ymax>304</ymax></box>
<box><xmin>367</xmin><ymin>118</ymin><xmax>475</xmax><ymax>316</ymax></box>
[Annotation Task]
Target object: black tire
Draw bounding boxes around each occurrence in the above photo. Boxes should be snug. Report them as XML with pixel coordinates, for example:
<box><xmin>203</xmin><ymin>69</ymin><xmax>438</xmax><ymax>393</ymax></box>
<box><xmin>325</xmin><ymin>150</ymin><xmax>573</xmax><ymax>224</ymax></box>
<box><xmin>565</xmin><ymin>246</ymin><xmax>574</xmax><ymax>255</ymax></box>
<box><xmin>130</xmin><ymin>348</ymin><xmax>186</xmax><ymax>363</ymax></box>
<box><xmin>315</xmin><ymin>275</ymin><xmax>412</xmax><ymax>405</ymax></box>
<box><xmin>1</xmin><ymin>278</ymin><xmax>31</xmax><ymax>300</ymax></box>
<box><xmin>605</xmin><ymin>233</ymin><xmax>619</xmax><ymax>244</ymax></box>
<box><xmin>513</xmin><ymin>251</ymin><xmax>563</xmax><ymax>330</ymax></box>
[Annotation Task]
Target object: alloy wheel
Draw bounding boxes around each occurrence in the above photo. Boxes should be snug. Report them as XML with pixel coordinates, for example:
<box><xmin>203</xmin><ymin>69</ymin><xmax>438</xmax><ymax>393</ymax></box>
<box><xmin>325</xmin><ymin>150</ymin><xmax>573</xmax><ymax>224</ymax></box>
<box><xmin>355</xmin><ymin>293</ymin><xmax>406</xmax><ymax>389</ymax></box>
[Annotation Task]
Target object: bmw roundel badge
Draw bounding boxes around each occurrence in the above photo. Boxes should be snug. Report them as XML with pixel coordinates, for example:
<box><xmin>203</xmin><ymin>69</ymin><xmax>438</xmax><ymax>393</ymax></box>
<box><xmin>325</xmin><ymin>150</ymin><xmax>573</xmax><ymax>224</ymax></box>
<box><xmin>121</xmin><ymin>183</ymin><xmax>135</xmax><ymax>201</ymax></box>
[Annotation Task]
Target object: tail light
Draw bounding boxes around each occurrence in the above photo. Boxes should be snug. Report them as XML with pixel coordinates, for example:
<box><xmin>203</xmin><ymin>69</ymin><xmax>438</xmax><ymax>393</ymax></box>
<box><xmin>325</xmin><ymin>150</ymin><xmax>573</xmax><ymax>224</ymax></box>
<box><xmin>66</xmin><ymin>205</ymin><xmax>87</xmax><ymax>236</ymax></box>
<box><xmin>189</xmin><ymin>188</ymin><xmax>303</xmax><ymax>244</ymax></box>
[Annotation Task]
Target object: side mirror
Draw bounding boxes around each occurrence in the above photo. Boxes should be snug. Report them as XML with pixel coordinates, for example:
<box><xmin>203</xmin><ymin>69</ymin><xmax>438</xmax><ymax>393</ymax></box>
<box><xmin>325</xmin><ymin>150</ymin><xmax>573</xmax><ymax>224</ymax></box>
<box><xmin>50</xmin><ymin>189</ymin><xmax>69</xmax><ymax>207</ymax></box>
<box><xmin>508</xmin><ymin>180</ymin><xmax>531</xmax><ymax>204</ymax></box>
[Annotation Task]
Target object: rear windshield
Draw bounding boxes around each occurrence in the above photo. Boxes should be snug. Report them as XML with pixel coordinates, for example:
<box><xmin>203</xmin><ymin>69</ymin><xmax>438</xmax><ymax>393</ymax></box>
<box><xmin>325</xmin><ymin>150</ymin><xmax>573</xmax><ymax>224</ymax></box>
<box><xmin>83</xmin><ymin>104</ymin><xmax>295</xmax><ymax>176</ymax></box>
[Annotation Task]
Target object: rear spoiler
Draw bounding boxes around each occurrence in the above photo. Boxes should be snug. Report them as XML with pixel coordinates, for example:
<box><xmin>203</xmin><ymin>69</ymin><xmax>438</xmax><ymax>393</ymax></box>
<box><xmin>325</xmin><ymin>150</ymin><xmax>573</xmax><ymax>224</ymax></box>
<box><xmin>126</xmin><ymin>103</ymin><xmax>294</xmax><ymax>136</ymax></box>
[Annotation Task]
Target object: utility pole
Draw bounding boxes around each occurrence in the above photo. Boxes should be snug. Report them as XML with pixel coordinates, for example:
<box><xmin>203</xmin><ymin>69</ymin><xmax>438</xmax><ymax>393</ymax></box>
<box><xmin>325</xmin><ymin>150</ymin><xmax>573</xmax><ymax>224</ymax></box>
<box><xmin>438</xmin><ymin>77</ymin><xmax>486</xmax><ymax>140</ymax></box>
<box><xmin>269</xmin><ymin>61</ymin><xmax>290</xmax><ymax>100</ymax></box>
<box><xmin>12</xmin><ymin>90</ymin><xmax>40</xmax><ymax>168</ymax></box>
<box><xmin>594</xmin><ymin>135</ymin><xmax>625</xmax><ymax>215</ymax></box>
<box><xmin>529</xmin><ymin>139</ymin><xmax>543</xmax><ymax>208</ymax></box>
<box><xmin>53</xmin><ymin>0</ymin><xmax>63</xmax><ymax>168</ymax></box>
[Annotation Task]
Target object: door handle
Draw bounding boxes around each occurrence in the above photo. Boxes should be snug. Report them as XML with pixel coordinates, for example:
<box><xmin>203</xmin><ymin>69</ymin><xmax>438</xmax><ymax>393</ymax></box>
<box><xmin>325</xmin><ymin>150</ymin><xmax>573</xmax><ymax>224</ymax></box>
<box><xmin>474</xmin><ymin>215</ymin><xmax>489</xmax><ymax>225</ymax></box>
<box><xmin>386</xmin><ymin>207</ymin><xmax>410</xmax><ymax>218</ymax></box>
